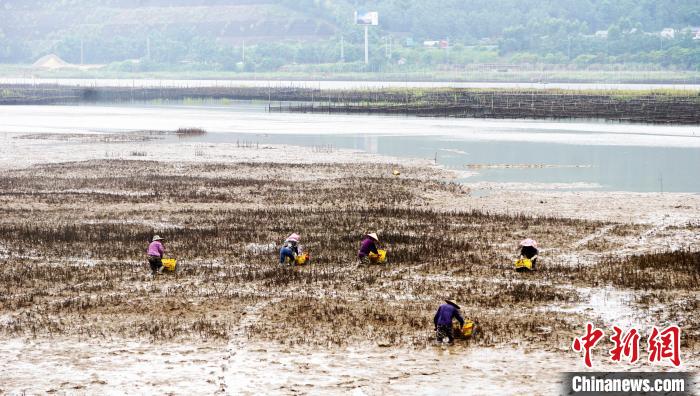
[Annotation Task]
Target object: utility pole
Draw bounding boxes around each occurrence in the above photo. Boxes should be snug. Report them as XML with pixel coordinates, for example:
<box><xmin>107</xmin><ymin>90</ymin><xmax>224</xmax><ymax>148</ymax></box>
<box><xmin>340</xmin><ymin>35</ymin><xmax>345</xmax><ymax>62</ymax></box>
<box><xmin>606</xmin><ymin>38</ymin><xmax>609</xmax><ymax>56</ymax></box>
<box><xmin>80</xmin><ymin>39</ymin><xmax>84</xmax><ymax>65</ymax></box>
<box><xmin>355</xmin><ymin>11</ymin><xmax>377</xmax><ymax>65</ymax></box>
<box><xmin>146</xmin><ymin>37</ymin><xmax>151</xmax><ymax>60</ymax></box>
<box><xmin>389</xmin><ymin>36</ymin><xmax>392</xmax><ymax>59</ymax></box>
<box><xmin>385</xmin><ymin>36</ymin><xmax>392</xmax><ymax>59</ymax></box>
<box><xmin>446</xmin><ymin>36</ymin><xmax>450</xmax><ymax>64</ymax></box>
<box><xmin>242</xmin><ymin>40</ymin><xmax>246</xmax><ymax>64</ymax></box>
<box><xmin>364</xmin><ymin>25</ymin><xmax>369</xmax><ymax>64</ymax></box>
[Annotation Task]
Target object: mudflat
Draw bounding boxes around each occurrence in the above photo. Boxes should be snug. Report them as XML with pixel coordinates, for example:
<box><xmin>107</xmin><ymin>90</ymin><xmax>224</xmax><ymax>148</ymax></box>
<box><xmin>0</xmin><ymin>133</ymin><xmax>697</xmax><ymax>394</ymax></box>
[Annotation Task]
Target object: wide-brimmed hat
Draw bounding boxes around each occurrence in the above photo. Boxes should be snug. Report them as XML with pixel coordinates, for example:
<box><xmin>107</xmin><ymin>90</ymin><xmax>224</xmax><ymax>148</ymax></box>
<box><xmin>152</xmin><ymin>235</ymin><xmax>164</xmax><ymax>242</ymax></box>
<box><xmin>286</xmin><ymin>233</ymin><xmax>301</xmax><ymax>242</ymax></box>
<box><xmin>519</xmin><ymin>238</ymin><xmax>538</xmax><ymax>248</ymax></box>
<box><xmin>445</xmin><ymin>299</ymin><xmax>461</xmax><ymax>310</ymax></box>
<box><xmin>366</xmin><ymin>233</ymin><xmax>379</xmax><ymax>241</ymax></box>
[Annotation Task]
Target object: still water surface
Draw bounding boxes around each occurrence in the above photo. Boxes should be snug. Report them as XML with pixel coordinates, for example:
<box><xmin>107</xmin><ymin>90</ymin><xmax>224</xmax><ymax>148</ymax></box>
<box><xmin>2</xmin><ymin>77</ymin><xmax>700</xmax><ymax>91</ymax></box>
<box><xmin>0</xmin><ymin>102</ymin><xmax>698</xmax><ymax>192</ymax></box>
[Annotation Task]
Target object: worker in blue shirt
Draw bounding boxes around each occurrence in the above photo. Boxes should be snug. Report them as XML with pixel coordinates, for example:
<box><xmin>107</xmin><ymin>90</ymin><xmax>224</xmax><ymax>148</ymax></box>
<box><xmin>433</xmin><ymin>299</ymin><xmax>464</xmax><ymax>344</ymax></box>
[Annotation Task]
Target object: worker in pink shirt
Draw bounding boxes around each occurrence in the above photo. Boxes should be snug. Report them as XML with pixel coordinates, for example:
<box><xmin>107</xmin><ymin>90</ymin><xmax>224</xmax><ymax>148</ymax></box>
<box><xmin>146</xmin><ymin>235</ymin><xmax>165</xmax><ymax>275</ymax></box>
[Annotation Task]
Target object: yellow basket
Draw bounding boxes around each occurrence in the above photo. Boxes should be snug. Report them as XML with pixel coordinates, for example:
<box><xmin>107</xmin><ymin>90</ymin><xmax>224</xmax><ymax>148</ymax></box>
<box><xmin>462</xmin><ymin>320</ymin><xmax>475</xmax><ymax>337</ymax></box>
<box><xmin>162</xmin><ymin>258</ymin><xmax>177</xmax><ymax>272</ymax></box>
<box><xmin>295</xmin><ymin>253</ymin><xmax>310</xmax><ymax>265</ymax></box>
<box><xmin>368</xmin><ymin>249</ymin><xmax>387</xmax><ymax>263</ymax></box>
<box><xmin>514</xmin><ymin>258</ymin><xmax>532</xmax><ymax>270</ymax></box>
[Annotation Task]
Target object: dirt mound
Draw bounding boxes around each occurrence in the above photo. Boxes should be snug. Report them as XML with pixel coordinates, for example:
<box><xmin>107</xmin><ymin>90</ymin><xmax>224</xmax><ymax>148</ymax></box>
<box><xmin>32</xmin><ymin>54</ymin><xmax>72</xmax><ymax>69</ymax></box>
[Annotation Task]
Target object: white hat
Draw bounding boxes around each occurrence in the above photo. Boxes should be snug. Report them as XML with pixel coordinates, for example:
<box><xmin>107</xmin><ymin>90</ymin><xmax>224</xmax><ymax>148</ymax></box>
<box><xmin>286</xmin><ymin>233</ymin><xmax>301</xmax><ymax>243</ymax></box>
<box><xmin>519</xmin><ymin>238</ymin><xmax>538</xmax><ymax>248</ymax></box>
<box><xmin>445</xmin><ymin>299</ymin><xmax>461</xmax><ymax>310</ymax></box>
<box><xmin>152</xmin><ymin>235</ymin><xmax>164</xmax><ymax>241</ymax></box>
<box><xmin>366</xmin><ymin>233</ymin><xmax>379</xmax><ymax>241</ymax></box>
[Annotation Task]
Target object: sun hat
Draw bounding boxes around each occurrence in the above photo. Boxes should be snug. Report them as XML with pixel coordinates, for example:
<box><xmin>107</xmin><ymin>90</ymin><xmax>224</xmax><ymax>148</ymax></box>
<box><xmin>286</xmin><ymin>233</ymin><xmax>301</xmax><ymax>242</ymax></box>
<box><xmin>152</xmin><ymin>235</ymin><xmax>164</xmax><ymax>242</ymax></box>
<box><xmin>366</xmin><ymin>233</ymin><xmax>379</xmax><ymax>241</ymax></box>
<box><xmin>445</xmin><ymin>299</ymin><xmax>461</xmax><ymax>310</ymax></box>
<box><xmin>519</xmin><ymin>238</ymin><xmax>538</xmax><ymax>248</ymax></box>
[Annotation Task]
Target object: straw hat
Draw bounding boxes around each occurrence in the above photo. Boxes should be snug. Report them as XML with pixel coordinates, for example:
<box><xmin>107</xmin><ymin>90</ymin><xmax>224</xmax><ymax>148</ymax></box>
<box><xmin>445</xmin><ymin>299</ymin><xmax>461</xmax><ymax>310</ymax></box>
<box><xmin>152</xmin><ymin>235</ymin><xmax>164</xmax><ymax>242</ymax></box>
<box><xmin>366</xmin><ymin>233</ymin><xmax>379</xmax><ymax>241</ymax></box>
<box><xmin>286</xmin><ymin>233</ymin><xmax>301</xmax><ymax>243</ymax></box>
<box><xmin>519</xmin><ymin>238</ymin><xmax>538</xmax><ymax>248</ymax></box>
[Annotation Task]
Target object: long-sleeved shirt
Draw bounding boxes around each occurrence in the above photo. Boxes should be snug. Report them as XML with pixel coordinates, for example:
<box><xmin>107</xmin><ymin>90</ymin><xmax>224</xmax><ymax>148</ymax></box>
<box><xmin>284</xmin><ymin>240</ymin><xmax>300</xmax><ymax>255</ymax></box>
<box><xmin>147</xmin><ymin>240</ymin><xmax>164</xmax><ymax>257</ymax></box>
<box><xmin>520</xmin><ymin>246</ymin><xmax>538</xmax><ymax>259</ymax></box>
<box><xmin>358</xmin><ymin>237</ymin><xmax>378</xmax><ymax>258</ymax></box>
<box><xmin>433</xmin><ymin>303</ymin><xmax>464</xmax><ymax>327</ymax></box>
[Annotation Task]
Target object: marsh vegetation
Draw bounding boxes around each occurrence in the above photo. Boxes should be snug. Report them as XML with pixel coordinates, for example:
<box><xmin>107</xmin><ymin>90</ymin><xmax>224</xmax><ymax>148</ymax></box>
<box><xmin>0</xmin><ymin>159</ymin><xmax>697</xmax><ymax>353</ymax></box>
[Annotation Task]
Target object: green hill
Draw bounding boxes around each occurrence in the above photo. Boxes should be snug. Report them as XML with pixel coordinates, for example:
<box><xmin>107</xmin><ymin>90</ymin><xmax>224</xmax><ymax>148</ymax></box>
<box><xmin>0</xmin><ymin>0</ymin><xmax>698</xmax><ymax>70</ymax></box>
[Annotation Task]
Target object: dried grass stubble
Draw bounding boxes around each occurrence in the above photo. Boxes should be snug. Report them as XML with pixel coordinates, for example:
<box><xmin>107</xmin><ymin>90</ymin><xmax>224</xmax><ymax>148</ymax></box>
<box><xmin>0</xmin><ymin>160</ymin><xmax>686</xmax><ymax>348</ymax></box>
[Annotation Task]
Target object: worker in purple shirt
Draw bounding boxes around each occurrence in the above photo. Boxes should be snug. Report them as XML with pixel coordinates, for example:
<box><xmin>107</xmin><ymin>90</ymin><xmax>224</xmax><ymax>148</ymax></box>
<box><xmin>434</xmin><ymin>299</ymin><xmax>464</xmax><ymax>344</ymax></box>
<box><xmin>146</xmin><ymin>235</ymin><xmax>165</xmax><ymax>275</ymax></box>
<box><xmin>357</xmin><ymin>232</ymin><xmax>379</xmax><ymax>265</ymax></box>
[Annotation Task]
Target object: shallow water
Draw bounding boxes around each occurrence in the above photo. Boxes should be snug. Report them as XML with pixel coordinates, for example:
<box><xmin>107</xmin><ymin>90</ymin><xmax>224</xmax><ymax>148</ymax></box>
<box><xmin>2</xmin><ymin>77</ymin><xmax>700</xmax><ymax>91</ymax></box>
<box><xmin>0</xmin><ymin>102</ymin><xmax>698</xmax><ymax>192</ymax></box>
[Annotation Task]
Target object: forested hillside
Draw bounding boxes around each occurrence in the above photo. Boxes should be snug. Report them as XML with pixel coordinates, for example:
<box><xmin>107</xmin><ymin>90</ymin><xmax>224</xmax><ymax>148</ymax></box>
<box><xmin>0</xmin><ymin>0</ymin><xmax>698</xmax><ymax>70</ymax></box>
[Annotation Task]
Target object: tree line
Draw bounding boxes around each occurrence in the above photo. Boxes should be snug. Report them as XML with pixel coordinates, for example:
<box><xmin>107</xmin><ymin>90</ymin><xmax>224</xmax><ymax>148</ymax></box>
<box><xmin>0</xmin><ymin>0</ymin><xmax>697</xmax><ymax>70</ymax></box>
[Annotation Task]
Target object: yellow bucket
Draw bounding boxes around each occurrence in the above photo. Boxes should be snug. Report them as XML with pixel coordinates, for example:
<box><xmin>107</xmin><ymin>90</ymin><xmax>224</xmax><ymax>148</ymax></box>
<box><xmin>514</xmin><ymin>258</ymin><xmax>532</xmax><ymax>270</ymax></box>
<box><xmin>162</xmin><ymin>258</ymin><xmax>177</xmax><ymax>272</ymax></box>
<box><xmin>462</xmin><ymin>320</ymin><xmax>475</xmax><ymax>337</ymax></box>
<box><xmin>295</xmin><ymin>253</ymin><xmax>310</xmax><ymax>265</ymax></box>
<box><xmin>368</xmin><ymin>249</ymin><xmax>387</xmax><ymax>264</ymax></box>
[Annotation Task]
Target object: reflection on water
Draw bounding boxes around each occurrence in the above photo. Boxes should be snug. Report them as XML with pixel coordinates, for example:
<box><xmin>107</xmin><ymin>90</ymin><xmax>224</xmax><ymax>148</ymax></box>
<box><xmin>0</xmin><ymin>103</ymin><xmax>698</xmax><ymax>192</ymax></box>
<box><xmin>180</xmin><ymin>132</ymin><xmax>699</xmax><ymax>193</ymax></box>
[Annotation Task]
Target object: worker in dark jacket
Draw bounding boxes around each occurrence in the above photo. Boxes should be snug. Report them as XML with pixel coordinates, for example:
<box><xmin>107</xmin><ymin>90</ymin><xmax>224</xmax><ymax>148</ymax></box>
<box><xmin>357</xmin><ymin>232</ymin><xmax>379</xmax><ymax>265</ymax></box>
<box><xmin>433</xmin><ymin>299</ymin><xmax>464</xmax><ymax>344</ymax></box>
<box><xmin>517</xmin><ymin>238</ymin><xmax>539</xmax><ymax>272</ymax></box>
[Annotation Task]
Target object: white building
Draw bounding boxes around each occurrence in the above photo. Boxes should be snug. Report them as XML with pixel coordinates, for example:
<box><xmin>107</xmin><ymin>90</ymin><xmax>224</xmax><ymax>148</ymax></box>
<box><xmin>660</xmin><ymin>28</ymin><xmax>675</xmax><ymax>38</ymax></box>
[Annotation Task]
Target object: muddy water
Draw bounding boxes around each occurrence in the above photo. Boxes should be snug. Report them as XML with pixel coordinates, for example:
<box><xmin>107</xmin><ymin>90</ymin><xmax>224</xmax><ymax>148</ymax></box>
<box><xmin>0</xmin><ymin>337</ymin><xmax>615</xmax><ymax>395</ymax></box>
<box><xmin>5</xmin><ymin>337</ymin><xmax>692</xmax><ymax>394</ymax></box>
<box><xmin>0</xmin><ymin>103</ymin><xmax>699</xmax><ymax>192</ymax></box>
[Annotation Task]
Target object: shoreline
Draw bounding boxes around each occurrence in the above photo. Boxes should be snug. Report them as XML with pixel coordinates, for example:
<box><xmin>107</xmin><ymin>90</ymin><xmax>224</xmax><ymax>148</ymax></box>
<box><xmin>3</xmin><ymin>69</ymin><xmax>700</xmax><ymax>86</ymax></box>
<box><xmin>1</xmin><ymin>131</ymin><xmax>699</xmax><ymax>228</ymax></box>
